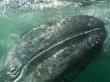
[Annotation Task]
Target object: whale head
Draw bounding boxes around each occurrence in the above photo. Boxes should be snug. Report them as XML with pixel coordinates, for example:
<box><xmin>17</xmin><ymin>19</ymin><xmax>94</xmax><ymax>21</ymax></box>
<box><xmin>0</xmin><ymin>15</ymin><xmax>107</xmax><ymax>82</ymax></box>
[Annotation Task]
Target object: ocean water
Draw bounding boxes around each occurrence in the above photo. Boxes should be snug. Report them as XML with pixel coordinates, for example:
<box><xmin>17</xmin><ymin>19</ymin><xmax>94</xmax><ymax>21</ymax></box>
<box><xmin>0</xmin><ymin>0</ymin><xmax>110</xmax><ymax>82</ymax></box>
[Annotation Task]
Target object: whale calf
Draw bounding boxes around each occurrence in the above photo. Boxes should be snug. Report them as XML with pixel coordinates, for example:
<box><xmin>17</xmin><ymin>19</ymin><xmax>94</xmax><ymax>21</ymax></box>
<box><xmin>0</xmin><ymin>15</ymin><xmax>107</xmax><ymax>82</ymax></box>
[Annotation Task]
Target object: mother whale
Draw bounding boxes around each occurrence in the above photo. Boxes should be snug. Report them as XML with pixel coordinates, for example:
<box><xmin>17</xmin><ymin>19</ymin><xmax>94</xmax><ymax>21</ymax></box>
<box><xmin>0</xmin><ymin>15</ymin><xmax>107</xmax><ymax>82</ymax></box>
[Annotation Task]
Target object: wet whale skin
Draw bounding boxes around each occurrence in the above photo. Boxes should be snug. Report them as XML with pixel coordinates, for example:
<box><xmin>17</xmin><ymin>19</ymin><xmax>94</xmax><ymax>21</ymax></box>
<box><xmin>0</xmin><ymin>15</ymin><xmax>107</xmax><ymax>82</ymax></box>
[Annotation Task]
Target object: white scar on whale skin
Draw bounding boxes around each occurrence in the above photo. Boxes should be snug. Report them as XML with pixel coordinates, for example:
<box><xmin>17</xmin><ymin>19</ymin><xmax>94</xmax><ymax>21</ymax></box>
<box><xmin>13</xmin><ymin>28</ymin><xmax>101</xmax><ymax>82</ymax></box>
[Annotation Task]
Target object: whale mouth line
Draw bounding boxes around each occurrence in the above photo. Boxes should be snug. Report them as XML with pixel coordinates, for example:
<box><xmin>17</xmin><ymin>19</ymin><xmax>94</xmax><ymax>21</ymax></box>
<box><xmin>27</xmin><ymin>27</ymin><xmax>102</xmax><ymax>66</ymax></box>
<box><xmin>14</xmin><ymin>27</ymin><xmax>102</xmax><ymax>82</ymax></box>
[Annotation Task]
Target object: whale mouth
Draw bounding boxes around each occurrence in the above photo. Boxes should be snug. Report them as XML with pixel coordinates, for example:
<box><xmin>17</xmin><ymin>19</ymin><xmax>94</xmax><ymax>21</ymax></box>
<box><xmin>13</xmin><ymin>27</ymin><xmax>106</xmax><ymax>82</ymax></box>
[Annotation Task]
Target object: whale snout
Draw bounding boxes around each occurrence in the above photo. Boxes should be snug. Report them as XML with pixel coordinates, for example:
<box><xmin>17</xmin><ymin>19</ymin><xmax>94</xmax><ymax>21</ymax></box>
<box><xmin>70</xmin><ymin>15</ymin><xmax>105</xmax><ymax>34</ymax></box>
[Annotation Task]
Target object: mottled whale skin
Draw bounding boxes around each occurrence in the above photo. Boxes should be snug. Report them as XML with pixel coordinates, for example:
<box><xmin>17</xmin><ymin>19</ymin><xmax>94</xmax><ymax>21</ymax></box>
<box><xmin>0</xmin><ymin>15</ymin><xmax>107</xmax><ymax>82</ymax></box>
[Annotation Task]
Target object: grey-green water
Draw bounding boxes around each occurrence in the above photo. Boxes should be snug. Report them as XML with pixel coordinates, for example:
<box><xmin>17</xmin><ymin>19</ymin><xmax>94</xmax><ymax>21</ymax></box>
<box><xmin>0</xmin><ymin>0</ymin><xmax>110</xmax><ymax>82</ymax></box>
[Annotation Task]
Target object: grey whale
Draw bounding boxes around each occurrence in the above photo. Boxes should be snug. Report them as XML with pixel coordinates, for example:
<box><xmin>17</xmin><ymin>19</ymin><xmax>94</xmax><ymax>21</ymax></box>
<box><xmin>0</xmin><ymin>15</ymin><xmax>107</xmax><ymax>82</ymax></box>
